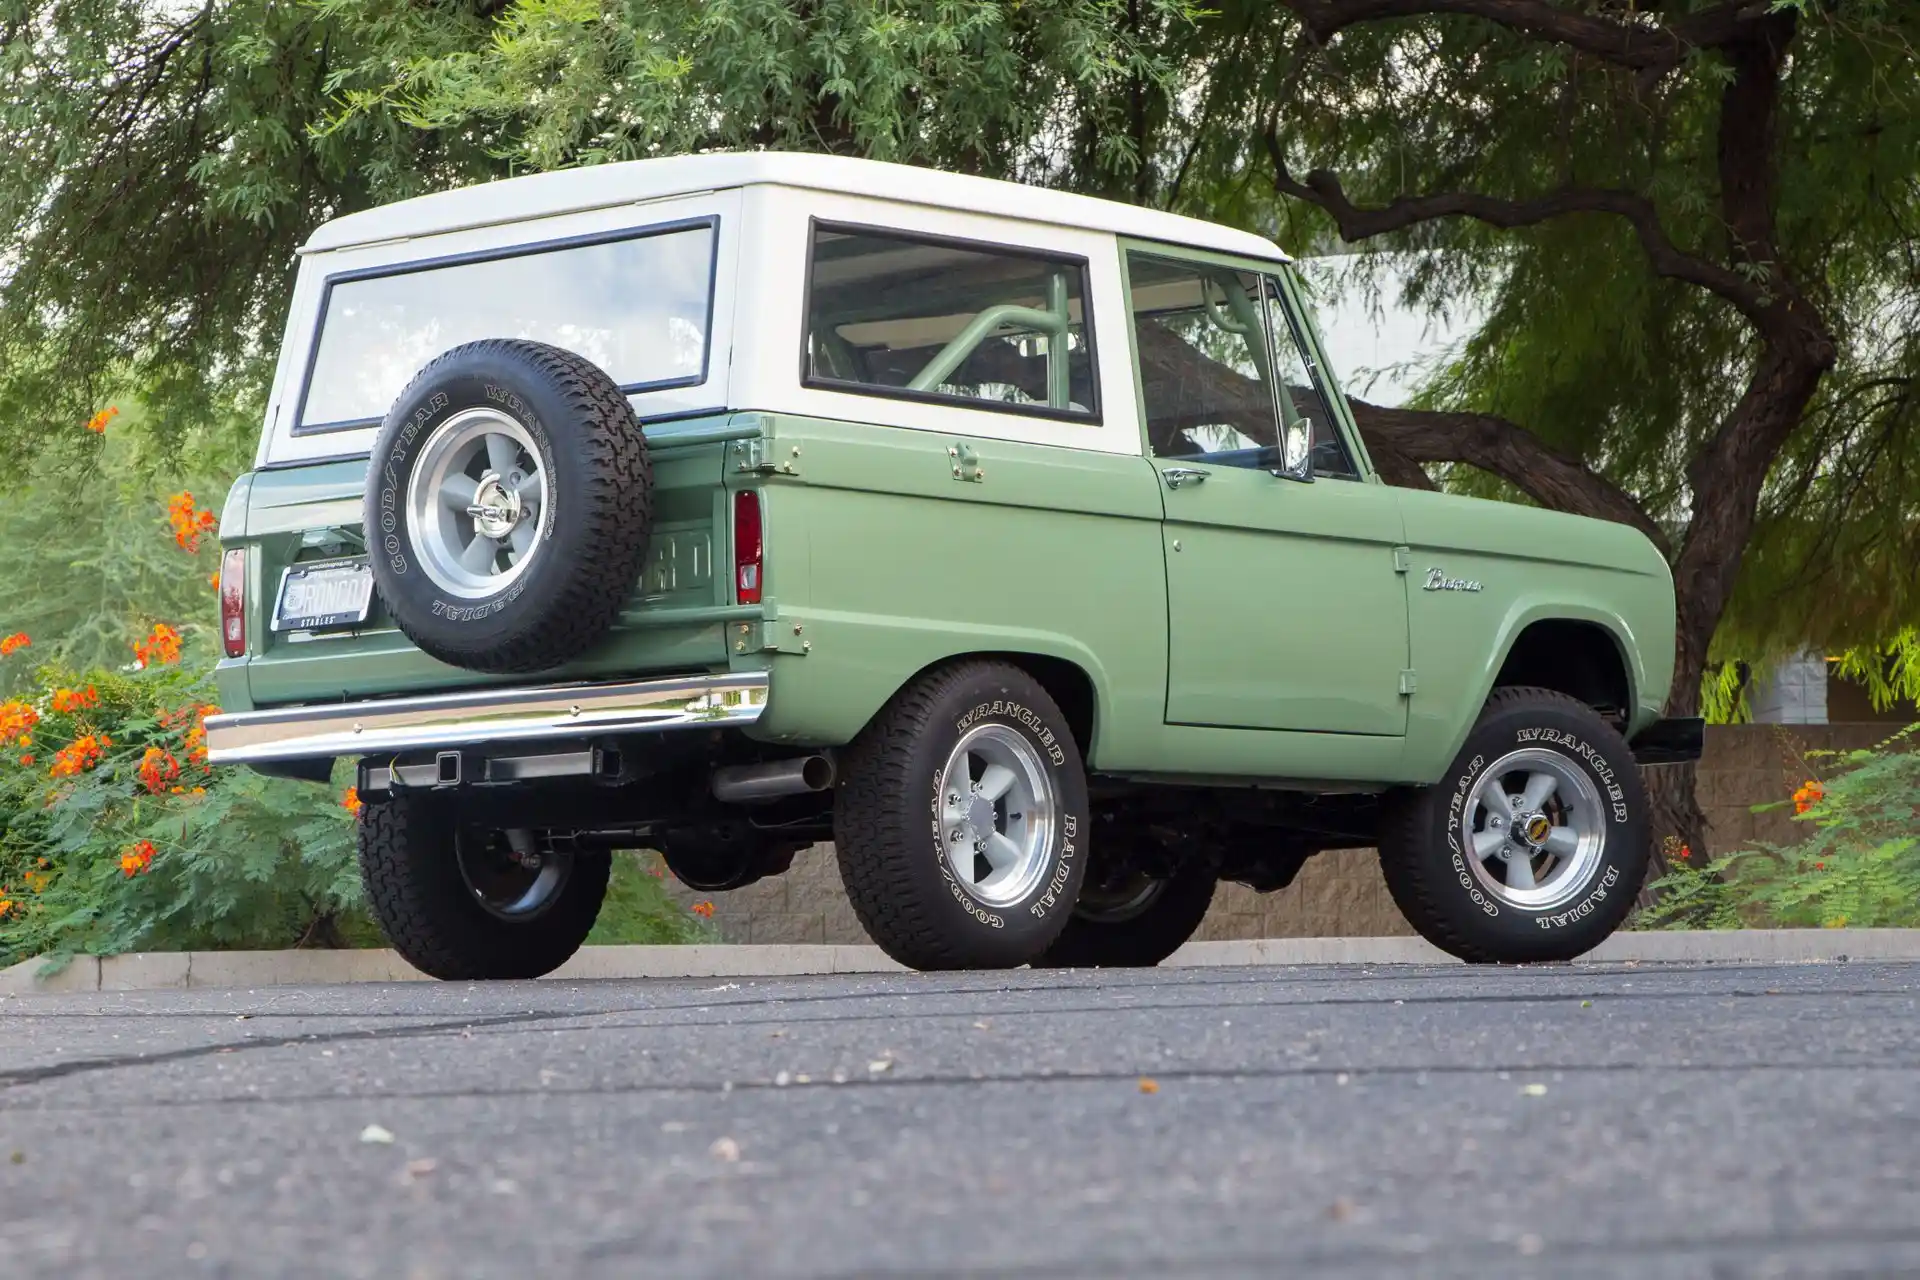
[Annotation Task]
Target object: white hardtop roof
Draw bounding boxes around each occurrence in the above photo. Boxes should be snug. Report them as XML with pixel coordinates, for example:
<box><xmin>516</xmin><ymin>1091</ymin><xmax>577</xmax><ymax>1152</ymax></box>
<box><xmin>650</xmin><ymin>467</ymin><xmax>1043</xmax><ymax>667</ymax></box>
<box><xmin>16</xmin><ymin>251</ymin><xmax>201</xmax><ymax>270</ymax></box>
<box><xmin>301</xmin><ymin>151</ymin><xmax>1290</xmax><ymax>262</ymax></box>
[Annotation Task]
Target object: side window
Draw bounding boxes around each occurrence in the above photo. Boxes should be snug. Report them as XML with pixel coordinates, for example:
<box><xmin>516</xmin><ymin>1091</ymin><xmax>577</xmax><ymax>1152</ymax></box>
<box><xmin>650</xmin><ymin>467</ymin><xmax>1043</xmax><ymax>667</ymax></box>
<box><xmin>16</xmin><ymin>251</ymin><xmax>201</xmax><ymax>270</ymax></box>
<box><xmin>1126</xmin><ymin>254</ymin><xmax>1280</xmax><ymax>469</ymax></box>
<box><xmin>803</xmin><ymin>224</ymin><xmax>1097</xmax><ymax>421</ymax></box>
<box><xmin>1263</xmin><ymin>276</ymin><xmax>1360</xmax><ymax>480</ymax></box>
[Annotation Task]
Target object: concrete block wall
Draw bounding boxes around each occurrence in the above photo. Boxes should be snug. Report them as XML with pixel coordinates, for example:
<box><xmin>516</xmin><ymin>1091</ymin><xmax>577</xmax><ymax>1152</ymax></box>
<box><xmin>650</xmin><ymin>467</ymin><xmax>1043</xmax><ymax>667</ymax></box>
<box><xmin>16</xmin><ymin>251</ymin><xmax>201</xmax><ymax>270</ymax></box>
<box><xmin>664</xmin><ymin>723</ymin><xmax>1912</xmax><ymax>944</ymax></box>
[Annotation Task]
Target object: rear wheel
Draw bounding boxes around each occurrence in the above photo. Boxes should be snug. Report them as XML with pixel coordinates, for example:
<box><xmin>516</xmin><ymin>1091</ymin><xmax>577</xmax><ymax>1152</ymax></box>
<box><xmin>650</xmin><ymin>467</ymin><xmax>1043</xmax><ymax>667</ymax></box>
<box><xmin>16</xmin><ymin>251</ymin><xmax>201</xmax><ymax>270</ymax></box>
<box><xmin>358</xmin><ymin>795</ymin><xmax>609</xmax><ymax>980</ymax></box>
<box><xmin>1036</xmin><ymin>858</ymin><xmax>1217</xmax><ymax>968</ymax></box>
<box><xmin>834</xmin><ymin>661</ymin><xmax>1090</xmax><ymax>970</ymax></box>
<box><xmin>1379</xmin><ymin>686</ymin><xmax>1649</xmax><ymax>963</ymax></box>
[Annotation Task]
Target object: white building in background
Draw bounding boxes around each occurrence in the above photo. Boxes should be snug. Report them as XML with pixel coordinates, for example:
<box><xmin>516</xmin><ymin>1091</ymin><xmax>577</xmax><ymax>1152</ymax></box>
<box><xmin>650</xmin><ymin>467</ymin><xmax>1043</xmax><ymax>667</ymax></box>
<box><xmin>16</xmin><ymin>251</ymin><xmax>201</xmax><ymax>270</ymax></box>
<box><xmin>1749</xmin><ymin>652</ymin><xmax>1830</xmax><ymax>725</ymax></box>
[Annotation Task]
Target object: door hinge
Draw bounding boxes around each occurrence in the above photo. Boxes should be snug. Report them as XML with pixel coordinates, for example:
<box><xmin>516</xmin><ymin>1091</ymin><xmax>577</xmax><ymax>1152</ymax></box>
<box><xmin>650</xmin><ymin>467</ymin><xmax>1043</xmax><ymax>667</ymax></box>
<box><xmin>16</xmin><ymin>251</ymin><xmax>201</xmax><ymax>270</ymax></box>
<box><xmin>1392</xmin><ymin>545</ymin><xmax>1412</xmax><ymax>574</ymax></box>
<box><xmin>948</xmin><ymin>442</ymin><xmax>984</xmax><ymax>483</ymax></box>
<box><xmin>731</xmin><ymin>438</ymin><xmax>800</xmax><ymax>477</ymax></box>
<box><xmin>1398</xmin><ymin>669</ymin><xmax>1418</xmax><ymax>696</ymax></box>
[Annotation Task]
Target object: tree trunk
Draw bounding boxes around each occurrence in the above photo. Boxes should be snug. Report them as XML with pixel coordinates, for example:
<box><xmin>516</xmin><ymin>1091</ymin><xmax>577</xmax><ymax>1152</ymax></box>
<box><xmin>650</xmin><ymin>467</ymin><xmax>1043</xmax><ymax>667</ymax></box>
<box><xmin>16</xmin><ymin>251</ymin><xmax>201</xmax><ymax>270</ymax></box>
<box><xmin>1640</xmin><ymin>620</ymin><xmax>1712</xmax><ymax>906</ymax></box>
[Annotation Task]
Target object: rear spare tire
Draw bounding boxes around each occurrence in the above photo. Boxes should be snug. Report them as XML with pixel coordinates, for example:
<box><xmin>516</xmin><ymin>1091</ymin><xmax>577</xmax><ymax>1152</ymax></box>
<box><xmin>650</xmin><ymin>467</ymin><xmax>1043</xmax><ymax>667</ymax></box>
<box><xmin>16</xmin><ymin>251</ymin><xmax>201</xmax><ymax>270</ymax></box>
<box><xmin>364</xmin><ymin>339</ymin><xmax>653</xmax><ymax>674</ymax></box>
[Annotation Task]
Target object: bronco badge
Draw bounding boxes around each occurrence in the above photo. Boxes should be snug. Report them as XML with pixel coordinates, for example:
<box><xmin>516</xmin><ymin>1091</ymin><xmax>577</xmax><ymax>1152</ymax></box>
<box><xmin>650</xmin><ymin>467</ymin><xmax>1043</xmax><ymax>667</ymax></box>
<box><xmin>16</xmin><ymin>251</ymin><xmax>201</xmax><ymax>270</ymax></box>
<box><xmin>1424</xmin><ymin>568</ymin><xmax>1484</xmax><ymax>593</ymax></box>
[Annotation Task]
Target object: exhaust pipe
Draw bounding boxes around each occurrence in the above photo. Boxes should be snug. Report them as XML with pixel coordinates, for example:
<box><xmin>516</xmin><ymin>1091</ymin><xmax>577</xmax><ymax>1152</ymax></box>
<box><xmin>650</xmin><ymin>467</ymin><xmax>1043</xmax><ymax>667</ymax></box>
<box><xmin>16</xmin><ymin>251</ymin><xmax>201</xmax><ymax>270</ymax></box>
<box><xmin>711</xmin><ymin>754</ymin><xmax>836</xmax><ymax>804</ymax></box>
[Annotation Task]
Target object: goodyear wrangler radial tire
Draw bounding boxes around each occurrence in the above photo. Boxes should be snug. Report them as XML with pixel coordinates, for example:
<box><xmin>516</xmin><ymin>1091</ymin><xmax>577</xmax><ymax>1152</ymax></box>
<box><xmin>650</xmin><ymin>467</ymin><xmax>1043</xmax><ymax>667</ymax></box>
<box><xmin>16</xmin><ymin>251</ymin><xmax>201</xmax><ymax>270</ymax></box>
<box><xmin>1378</xmin><ymin>686</ymin><xmax>1651</xmax><ymax>964</ymax></box>
<box><xmin>833</xmin><ymin>661</ymin><xmax>1091</xmax><ymax>971</ymax></box>
<box><xmin>364</xmin><ymin>339</ymin><xmax>653</xmax><ymax>674</ymax></box>
<box><xmin>357</xmin><ymin>795</ymin><xmax>609</xmax><ymax>981</ymax></box>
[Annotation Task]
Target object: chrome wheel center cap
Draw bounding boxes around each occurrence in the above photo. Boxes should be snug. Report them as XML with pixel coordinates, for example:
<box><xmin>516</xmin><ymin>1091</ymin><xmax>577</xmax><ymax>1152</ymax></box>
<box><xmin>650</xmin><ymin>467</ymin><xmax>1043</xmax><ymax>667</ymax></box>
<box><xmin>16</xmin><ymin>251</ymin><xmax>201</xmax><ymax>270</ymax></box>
<box><xmin>465</xmin><ymin>472</ymin><xmax>522</xmax><ymax>540</ymax></box>
<box><xmin>1516</xmin><ymin>811</ymin><xmax>1553</xmax><ymax>849</ymax></box>
<box><xmin>966</xmin><ymin>794</ymin><xmax>997</xmax><ymax>846</ymax></box>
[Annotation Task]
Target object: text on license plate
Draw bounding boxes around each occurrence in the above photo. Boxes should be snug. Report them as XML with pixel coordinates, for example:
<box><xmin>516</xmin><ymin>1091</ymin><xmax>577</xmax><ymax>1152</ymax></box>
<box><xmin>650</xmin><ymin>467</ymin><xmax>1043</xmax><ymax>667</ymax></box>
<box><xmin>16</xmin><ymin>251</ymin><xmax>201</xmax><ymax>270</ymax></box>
<box><xmin>273</xmin><ymin>561</ymin><xmax>375</xmax><ymax>632</ymax></box>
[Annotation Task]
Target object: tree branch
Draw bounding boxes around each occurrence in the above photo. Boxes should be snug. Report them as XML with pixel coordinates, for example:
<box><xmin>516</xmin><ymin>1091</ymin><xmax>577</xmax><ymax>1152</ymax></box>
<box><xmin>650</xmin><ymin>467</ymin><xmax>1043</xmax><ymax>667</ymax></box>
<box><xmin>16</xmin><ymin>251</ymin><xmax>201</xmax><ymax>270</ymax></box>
<box><xmin>1349</xmin><ymin>397</ymin><xmax>1672</xmax><ymax>556</ymax></box>
<box><xmin>1261</xmin><ymin>131</ymin><xmax>1772</xmax><ymax>321</ymax></box>
<box><xmin>1277</xmin><ymin>0</ymin><xmax>1769</xmax><ymax>73</ymax></box>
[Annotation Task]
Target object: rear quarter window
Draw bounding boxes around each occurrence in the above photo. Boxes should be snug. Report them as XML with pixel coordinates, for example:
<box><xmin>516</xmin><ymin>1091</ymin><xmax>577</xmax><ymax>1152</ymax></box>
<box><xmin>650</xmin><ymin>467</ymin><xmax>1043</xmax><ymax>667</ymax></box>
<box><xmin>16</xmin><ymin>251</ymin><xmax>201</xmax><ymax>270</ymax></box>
<box><xmin>801</xmin><ymin>223</ymin><xmax>1099</xmax><ymax>423</ymax></box>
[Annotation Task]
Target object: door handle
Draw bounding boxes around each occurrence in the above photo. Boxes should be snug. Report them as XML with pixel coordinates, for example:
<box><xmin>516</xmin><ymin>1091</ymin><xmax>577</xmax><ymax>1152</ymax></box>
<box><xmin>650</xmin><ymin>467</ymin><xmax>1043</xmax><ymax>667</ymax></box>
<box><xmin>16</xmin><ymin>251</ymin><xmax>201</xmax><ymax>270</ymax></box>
<box><xmin>1161</xmin><ymin>466</ymin><xmax>1210</xmax><ymax>490</ymax></box>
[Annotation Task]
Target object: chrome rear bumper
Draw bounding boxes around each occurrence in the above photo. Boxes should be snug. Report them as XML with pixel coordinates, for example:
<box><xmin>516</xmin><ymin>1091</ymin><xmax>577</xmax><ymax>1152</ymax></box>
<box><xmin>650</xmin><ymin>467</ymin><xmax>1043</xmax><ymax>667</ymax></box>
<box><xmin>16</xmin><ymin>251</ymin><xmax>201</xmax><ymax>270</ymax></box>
<box><xmin>204</xmin><ymin>673</ymin><xmax>768</xmax><ymax>766</ymax></box>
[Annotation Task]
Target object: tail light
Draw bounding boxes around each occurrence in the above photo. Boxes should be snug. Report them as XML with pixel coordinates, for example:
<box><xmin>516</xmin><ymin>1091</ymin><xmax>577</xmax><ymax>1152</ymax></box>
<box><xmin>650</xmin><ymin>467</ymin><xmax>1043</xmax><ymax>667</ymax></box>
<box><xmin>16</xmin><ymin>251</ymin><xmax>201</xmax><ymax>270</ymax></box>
<box><xmin>220</xmin><ymin>548</ymin><xmax>247</xmax><ymax>657</ymax></box>
<box><xmin>733</xmin><ymin>490</ymin><xmax>763</xmax><ymax>605</ymax></box>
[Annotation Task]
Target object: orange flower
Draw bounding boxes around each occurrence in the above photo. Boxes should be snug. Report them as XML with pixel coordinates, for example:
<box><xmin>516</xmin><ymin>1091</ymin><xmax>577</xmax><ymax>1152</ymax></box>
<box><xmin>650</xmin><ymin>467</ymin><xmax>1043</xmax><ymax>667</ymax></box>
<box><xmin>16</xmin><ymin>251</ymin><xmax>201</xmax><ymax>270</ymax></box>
<box><xmin>690</xmin><ymin>900</ymin><xmax>716</xmax><ymax>919</ymax></box>
<box><xmin>49</xmin><ymin>734</ymin><xmax>109</xmax><ymax>778</ymax></box>
<box><xmin>209</xmin><ymin>571</ymin><xmax>221</xmax><ymax>590</ymax></box>
<box><xmin>1792</xmin><ymin>779</ymin><xmax>1825</xmax><ymax>815</ymax></box>
<box><xmin>133</xmin><ymin>622</ymin><xmax>183</xmax><ymax>667</ymax></box>
<box><xmin>0</xmin><ymin>897</ymin><xmax>14</xmax><ymax>918</ymax></box>
<box><xmin>50</xmin><ymin>685</ymin><xmax>100</xmax><ymax>715</ymax></box>
<box><xmin>341</xmin><ymin>786</ymin><xmax>362</xmax><ymax>817</ymax></box>
<box><xmin>84</xmin><ymin>406</ymin><xmax>118</xmax><ymax>435</ymax></box>
<box><xmin>0</xmin><ymin>700</ymin><xmax>39</xmax><ymax>742</ymax></box>
<box><xmin>0</xmin><ymin>632</ymin><xmax>29</xmax><ymax>656</ymax></box>
<box><xmin>1815</xmin><ymin>861</ymin><xmax>1828</xmax><ymax>871</ymax></box>
<box><xmin>166</xmin><ymin>492</ymin><xmax>219</xmax><ymax>553</ymax></box>
<box><xmin>119</xmin><ymin>839</ymin><xmax>156</xmax><ymax>877</ymax></box>
<box><xmin>17</xmin><ymin>754</ymin><xmax>33</xmax><ymax>766</ymax></box>
<box><xmin>181</xmin><ymin>704</ymin><xmax>216</xmax><ymax>768</ymax></box>
<box><xmin>137</xmin><ymin>745</ymin><xmax>181</xmax><ymax>795</ymax></box>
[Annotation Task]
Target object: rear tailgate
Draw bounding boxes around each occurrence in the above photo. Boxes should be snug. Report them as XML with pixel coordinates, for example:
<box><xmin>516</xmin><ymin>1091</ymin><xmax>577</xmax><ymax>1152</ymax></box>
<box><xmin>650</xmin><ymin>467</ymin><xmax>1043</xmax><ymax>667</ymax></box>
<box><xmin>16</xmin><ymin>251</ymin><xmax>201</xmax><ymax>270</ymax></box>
<box><xmin>221</xmin><ymin>415</ymin><xmax>759</xmax><ymax>710</ymax></box>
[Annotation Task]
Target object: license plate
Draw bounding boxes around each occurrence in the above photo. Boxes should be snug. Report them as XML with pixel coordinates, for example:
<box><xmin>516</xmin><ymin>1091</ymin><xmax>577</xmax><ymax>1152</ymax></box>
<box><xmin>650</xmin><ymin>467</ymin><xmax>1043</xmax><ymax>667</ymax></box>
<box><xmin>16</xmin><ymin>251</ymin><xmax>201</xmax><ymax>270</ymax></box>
<box><xmin>272</xmin><ymin>559</ymin><xmax>375</xmax><ymax>632</ymax></box>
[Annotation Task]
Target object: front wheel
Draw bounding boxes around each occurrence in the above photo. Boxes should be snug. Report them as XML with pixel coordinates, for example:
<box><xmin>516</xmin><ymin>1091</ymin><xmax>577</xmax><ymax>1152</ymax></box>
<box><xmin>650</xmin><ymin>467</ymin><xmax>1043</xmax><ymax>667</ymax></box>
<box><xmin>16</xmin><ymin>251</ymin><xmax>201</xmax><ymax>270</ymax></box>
<box><xmin>358</xmin><ymin>796</ymin><xmax>609</xmax><ymax>980</ymax></box>
<box><xmin>1379</xmin><ymin>686</ymin><xmax>1650</xmax><ymax>963</ymax></box>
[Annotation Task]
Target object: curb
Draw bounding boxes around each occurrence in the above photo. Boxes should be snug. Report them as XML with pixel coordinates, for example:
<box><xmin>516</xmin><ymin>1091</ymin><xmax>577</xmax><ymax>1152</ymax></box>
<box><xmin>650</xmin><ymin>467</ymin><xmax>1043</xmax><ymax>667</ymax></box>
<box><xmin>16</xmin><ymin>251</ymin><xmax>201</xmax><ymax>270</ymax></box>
<box><xmin>5</xmin><ymin>930</ymin><xmax>1919</xmax><ymax>995</ymax></box>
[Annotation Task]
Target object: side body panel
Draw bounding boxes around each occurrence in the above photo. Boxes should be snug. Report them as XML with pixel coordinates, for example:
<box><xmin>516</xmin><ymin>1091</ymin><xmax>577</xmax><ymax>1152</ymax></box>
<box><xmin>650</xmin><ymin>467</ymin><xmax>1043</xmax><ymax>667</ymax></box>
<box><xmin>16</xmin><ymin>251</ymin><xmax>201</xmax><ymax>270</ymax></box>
<box><xmin>741</xmin><ymin>414</ymin><xmax>1169</xmax><ymax>769</ymax></box>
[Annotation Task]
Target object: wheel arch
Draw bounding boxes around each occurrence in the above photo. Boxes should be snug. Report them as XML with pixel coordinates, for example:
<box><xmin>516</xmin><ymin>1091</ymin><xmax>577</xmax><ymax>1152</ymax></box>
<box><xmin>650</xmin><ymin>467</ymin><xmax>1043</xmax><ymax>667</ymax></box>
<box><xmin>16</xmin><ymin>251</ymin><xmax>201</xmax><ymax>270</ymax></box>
<box><xmin>751</xmin><ymin>629</ymin><xmax>1125</xmax><ymax>766</ymax></box>
<box><xmin>1407</xmin><ymin>602</ymin><xmax>1649</xmax><ymax>785</ymax></box>
<box><xmin>890</xmin><ymin>650</ymin><xmax>1102</xmax><ymax>764</ymax></box>
<box><xmin>1491</xmin><ymin>619</ymin><xmax>1634</xmax><ymax>724</ymax></box>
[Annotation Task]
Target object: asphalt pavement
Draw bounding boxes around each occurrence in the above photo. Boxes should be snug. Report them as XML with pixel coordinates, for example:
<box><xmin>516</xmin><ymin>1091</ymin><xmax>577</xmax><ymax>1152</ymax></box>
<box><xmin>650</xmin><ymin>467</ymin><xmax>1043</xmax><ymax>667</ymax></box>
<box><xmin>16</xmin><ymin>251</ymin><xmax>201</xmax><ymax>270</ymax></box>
<box><xmin>2</xmin><ymin>961</ymin><xmax>1917</xmax><ymax>1278</ymax></box>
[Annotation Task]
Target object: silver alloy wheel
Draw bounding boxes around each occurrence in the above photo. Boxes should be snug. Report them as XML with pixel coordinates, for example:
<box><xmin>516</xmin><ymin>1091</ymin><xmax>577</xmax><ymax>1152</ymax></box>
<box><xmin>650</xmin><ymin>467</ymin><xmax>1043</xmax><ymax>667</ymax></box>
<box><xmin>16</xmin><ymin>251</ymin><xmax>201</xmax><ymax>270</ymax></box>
<box><xmin>1462</xmin><ymin>747</ymin><xmax>1608</xmax><ymax>911</ymax></box>
<box><xmin>937</xmin><ymin>724</ymin><xmax>1057</xmax><ymax>909</ymax></box>
<box><xmin>405</xmin><ymin>407</ymin><xmax>549</xmax><ymax>599</ymax></box>
<box><xmin>456</xmin><ymin>828</ymin><xmax>573</xmax><ymax>921</ymax></box>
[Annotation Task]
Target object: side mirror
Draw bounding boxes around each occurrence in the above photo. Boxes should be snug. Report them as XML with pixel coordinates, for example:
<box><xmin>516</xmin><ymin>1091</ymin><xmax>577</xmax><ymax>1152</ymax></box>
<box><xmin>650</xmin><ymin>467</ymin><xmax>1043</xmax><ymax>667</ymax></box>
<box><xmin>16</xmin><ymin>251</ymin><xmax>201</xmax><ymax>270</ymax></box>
<box><xmin>1275</xmin><ymin>418</ymin><xmax>1315</xmax><ymax>483</ymax></box>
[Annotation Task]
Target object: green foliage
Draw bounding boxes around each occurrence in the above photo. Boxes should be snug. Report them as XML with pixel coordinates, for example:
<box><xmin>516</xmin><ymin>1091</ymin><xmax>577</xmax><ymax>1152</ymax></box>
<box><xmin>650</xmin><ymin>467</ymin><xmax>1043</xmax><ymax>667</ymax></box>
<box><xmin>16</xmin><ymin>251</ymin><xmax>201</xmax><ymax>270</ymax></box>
<box><xmin>315</xmin><ymin>0</ymin><xmax>1197</xmax><ymax>197</ymax></box>
<box><xmin>587</xmin><ymin>852</ymin><xmax>719</xmax><ymax>947</ymax></box>
<box><xmin>0</xmin><ymin>648</ymin><xmax>371</xmax><ymax>965</ymax></box>
<box><xmin>0</xmin><ymin>0</ymin><xmax>508</xmax><ymax>460</ymax></box>
<box><xmin>0</xmin><ymin>401</ymin><xmax>242</xmax><ymax>688</ymax></box>
<box><xmin>1638</xmin><ymin>726</ymin><xmax>1920</xmax><ymax>930</ymax></box>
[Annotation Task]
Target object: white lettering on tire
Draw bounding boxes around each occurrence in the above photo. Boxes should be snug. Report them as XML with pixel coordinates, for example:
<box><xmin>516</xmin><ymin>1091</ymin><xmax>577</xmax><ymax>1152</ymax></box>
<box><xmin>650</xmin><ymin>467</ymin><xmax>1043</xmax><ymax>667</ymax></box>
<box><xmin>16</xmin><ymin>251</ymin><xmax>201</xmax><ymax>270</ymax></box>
<box><xmin>933</xmin><ymin>699</ymin><xmax>1080</xmax><ymax>924</ymax></box>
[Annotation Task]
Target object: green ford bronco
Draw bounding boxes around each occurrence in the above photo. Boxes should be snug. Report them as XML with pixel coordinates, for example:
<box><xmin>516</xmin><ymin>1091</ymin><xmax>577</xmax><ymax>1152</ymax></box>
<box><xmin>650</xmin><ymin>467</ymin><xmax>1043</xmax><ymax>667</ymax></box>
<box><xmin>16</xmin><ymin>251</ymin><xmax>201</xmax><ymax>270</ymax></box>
<box><xmin>205</xmin><ymin>152</ymin><xmax>1701</xmax><ymax>979</ymax></box>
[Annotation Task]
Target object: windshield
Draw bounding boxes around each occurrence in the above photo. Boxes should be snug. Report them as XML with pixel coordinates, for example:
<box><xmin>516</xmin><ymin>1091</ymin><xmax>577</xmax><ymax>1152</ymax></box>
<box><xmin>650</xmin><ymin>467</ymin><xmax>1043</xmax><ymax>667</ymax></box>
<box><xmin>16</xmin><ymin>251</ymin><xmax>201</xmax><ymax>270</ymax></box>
<box><xmin>296</xmin><ymin>221</ymin><xmax>716</xmax><ymax>433</ymax></box>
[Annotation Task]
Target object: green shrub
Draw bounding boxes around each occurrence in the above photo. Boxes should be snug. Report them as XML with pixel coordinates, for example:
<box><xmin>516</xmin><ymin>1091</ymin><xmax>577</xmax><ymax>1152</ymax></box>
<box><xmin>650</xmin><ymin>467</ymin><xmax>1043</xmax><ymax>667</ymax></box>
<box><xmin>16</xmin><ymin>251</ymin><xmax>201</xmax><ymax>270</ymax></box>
<box><xmin>1639</xmin><ymin>725</ymin><xmax>1920</xmax><ymax>930</ymax></box>
<box><xmin>0</xmin><ymin>640</ymin><xmax>711</xmax><ymax>965</ymax></box>
<box><xmin>0</xmin><ymin>642</ymin><xmax>371</xmax><ymax>965</ymax></box>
